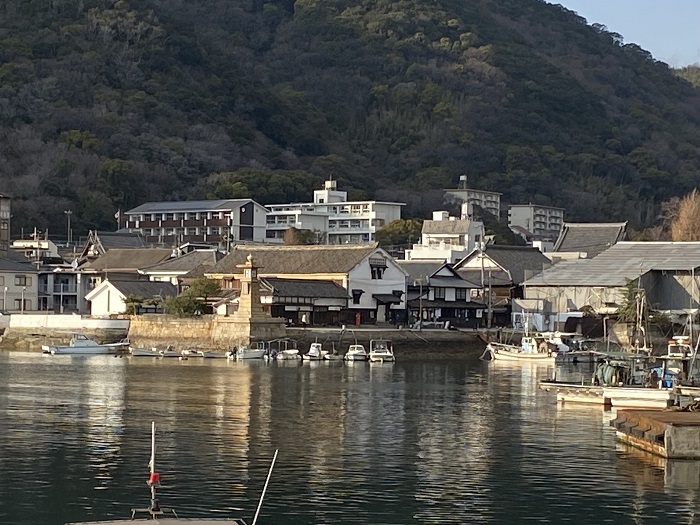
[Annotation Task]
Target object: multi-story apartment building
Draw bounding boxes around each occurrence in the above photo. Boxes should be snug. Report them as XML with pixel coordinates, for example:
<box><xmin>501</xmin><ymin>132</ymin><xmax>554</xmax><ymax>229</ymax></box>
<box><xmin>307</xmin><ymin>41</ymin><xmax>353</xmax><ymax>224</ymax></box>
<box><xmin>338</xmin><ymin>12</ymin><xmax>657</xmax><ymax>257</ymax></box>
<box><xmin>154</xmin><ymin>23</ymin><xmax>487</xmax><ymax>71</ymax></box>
<box><xmin>265</xmin><ymin>179</ymin><xmax>404</xmax><ymax>244</ymax></box>
<box><xmin>404</xmin><ymin>204</ymin><xmax>485</xmax><ymax>263</ymax></box>
<box><xmin>444</xmin><ymin>183</ymin><xmax>501</xmax><ymax>218</ymax></box>
<box><xmin>124</xmin><ymin>199</ymin><xmax>268</xmax><ymax>247</ymax></box>
<box><xmin>508</xmin><ymin>204</ymin><xmax>564</xmax><ymax>242</ymax></box>
<box><xmin>0</xmin><ymin>193</ymin><xmax>11</xmax><ymax>252</ymax></box>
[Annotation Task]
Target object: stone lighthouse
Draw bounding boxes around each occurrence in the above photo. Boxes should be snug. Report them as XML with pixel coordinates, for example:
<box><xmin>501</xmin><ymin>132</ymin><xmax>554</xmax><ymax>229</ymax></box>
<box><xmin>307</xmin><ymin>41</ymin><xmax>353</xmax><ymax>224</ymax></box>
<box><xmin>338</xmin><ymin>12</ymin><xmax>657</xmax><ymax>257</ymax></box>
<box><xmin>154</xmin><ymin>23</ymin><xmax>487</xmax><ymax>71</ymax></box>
<box><xmin>218</xmin><ymin>254</ymin><xmax>286</xmax><ymax>346</ymax></box>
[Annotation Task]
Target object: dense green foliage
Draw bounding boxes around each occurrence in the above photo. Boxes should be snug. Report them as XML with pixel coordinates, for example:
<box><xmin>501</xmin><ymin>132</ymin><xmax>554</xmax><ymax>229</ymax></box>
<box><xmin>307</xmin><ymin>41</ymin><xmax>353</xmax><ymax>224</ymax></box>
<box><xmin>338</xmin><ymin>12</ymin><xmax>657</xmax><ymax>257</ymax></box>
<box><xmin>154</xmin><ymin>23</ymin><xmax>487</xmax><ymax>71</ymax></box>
<box><xmin>3</xmin><ymin>0</ymin><xmax>700</xmax><ymax>236</ymax></box>
<box><xmin>375</xmin><ymin>219</ymin><xmax>423</xmax><ymax>248</ymax></box>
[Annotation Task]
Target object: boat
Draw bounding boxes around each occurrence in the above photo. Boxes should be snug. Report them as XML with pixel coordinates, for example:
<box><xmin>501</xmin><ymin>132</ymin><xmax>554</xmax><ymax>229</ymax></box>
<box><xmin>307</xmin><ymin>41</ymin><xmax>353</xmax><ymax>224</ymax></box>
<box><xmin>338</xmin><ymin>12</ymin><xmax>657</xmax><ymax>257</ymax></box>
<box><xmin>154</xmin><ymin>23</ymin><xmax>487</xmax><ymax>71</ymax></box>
<box><xmin>323</xmin><ymin>343</ymin><xmax>343</xmax><ymax>361</ymax></box>
<box><xmin>368</xmin><ymin>339</ymin><xmax>395</xmax><ymax>363</ymax></box>
<box><xmin>483</xmin><ymin>333</ymin><xmax>564</xmax><ymax>362</ymax></box>
<box><xmin>227</xmin><ymin>342</ymin><xmax>268</xmax><ymax>360</ymax></box>
<box><xmin>199</xmin><ymin>350</ymin><xmax>228</xmax><ymax>359</ymax></box>
<box><xmin>65</xmin><ymin>421</ymin><xmax>277</xmax><ymax>525</ymax></box>
<box><xmin>42</xmin><ymin>334</ymin><xmax>129</xmax><ymax>355</ymax></box>
<box><xmin>344</xmin><ymin>344</ymin><xmax>368</xmax><ymax>361</ymax></box>
<box><xmin>158</xmin><ymin>345</ymin><xmax>183</xmax><ymax>358</ymax></box>
<box><xmin>129</xmin><ymin>347</ymin><xmax>160</xmax><ymax>357</ymax></box>
<box><xmin>267</xmin><ymin>338</ymin><xmax>301</xmax><ymax>360</ymax></box>
<box><xmin>302</xmin><ymin>342</ymin><xmax>327</xmax><ymax>361</ymax></box>
<box><xmin>540</xmin><ymin>336</ymin><xmax>696</xmax><ymax>408</ymax></box>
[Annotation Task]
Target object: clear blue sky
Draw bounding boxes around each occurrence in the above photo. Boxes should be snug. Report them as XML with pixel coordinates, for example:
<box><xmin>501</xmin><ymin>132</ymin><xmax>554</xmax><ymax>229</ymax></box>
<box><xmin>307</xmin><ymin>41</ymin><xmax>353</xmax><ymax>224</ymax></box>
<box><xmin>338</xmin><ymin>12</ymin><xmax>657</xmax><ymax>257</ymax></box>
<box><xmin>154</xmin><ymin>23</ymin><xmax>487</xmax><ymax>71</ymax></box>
<box><xmin>551</xmin><ymin>1</ymin><xmax>700</xmax><ymax>67</ymax></box>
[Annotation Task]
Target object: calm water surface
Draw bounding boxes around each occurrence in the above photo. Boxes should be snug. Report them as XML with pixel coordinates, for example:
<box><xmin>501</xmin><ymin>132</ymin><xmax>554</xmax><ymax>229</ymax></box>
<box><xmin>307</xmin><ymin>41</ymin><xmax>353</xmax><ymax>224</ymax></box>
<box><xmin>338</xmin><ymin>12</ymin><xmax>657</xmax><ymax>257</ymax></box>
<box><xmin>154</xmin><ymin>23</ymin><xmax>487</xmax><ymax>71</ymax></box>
<box><xmin>0</xmin><ymin>352</ymin><xmax>699</xmax><ymax>525</ymax></box>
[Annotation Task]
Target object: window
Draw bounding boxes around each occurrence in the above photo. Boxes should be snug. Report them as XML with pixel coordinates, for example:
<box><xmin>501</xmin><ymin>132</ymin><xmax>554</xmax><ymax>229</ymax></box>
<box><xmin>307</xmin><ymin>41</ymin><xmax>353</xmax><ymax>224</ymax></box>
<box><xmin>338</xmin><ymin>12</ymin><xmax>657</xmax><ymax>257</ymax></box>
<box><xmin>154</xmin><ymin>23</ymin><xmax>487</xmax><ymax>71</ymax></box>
<box><xmin>14</xmin><ymin>299</ymin><xmax>30</xmax><ymax>310</ymax></box>
<box><xmin>351</xmin><ymin>289</ymin><xmax>364</xmax><ymax>304</ymax></box>
<box><xmin>371</xmin><ymin>267</ymin><xmax>384</xmax><ymax>280</ymax></box>
<box><xmin>434</xmin><ymin>287</ymin><xmax>446</xmax><ymax>300</ymax></box>
<box><xmin>455</xmin><ymin>288</ymin><xmax>467</xmax><ymax>301</ymax></box>
<box><xmin>266</xmin><ymin>230</ymin><xmax>276</xmax><ymax>238</ymax></box>
<box><xmin>0</xmin><ymin>276</ymin><xmax>3</xmax><ymax>286</ymax></box>
<box><xmin>15</xmin><ymin>275</ymin><xmax>31</xmax><ymax>286</ymax></box>
<box><xmin>210</xmin><ymin>227</ymin><xmax>220</xmax><ymax>235</ymax></box>
<box><xmin>1</xmin><ymin>221</ymin><xmax>8</xmax><ymax>230</ymax></box>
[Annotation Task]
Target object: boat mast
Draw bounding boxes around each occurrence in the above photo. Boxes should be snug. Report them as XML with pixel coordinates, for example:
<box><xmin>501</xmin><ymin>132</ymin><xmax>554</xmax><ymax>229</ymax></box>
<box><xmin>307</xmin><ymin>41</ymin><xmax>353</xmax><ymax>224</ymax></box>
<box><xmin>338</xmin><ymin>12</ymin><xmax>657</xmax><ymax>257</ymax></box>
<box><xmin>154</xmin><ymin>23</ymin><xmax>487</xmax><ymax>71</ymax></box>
<box><xmin>251</xmin><ymin>449</ymin><xmax>279</xmax><ymax>525</ymax></box>
<box><xmin>148</xmin><ymin>421</ymin><xmax>160</xmax><ymax>513</ymax></box>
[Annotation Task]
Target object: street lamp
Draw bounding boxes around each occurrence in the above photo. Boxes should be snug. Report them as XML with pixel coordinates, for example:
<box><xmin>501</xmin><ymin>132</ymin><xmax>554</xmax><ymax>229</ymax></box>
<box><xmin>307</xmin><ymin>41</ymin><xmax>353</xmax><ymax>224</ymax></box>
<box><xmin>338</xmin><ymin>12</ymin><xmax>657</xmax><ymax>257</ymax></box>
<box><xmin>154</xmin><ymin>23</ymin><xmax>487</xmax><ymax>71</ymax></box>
<box><xmin>21</xmin><ymin>286</ymin><xmax>25</xmax><ymax>313</ymax></box>
<box><xmin>64</xmin><ymin>210</ymin><xmax>73</xmax><ymax>245</ymax></box>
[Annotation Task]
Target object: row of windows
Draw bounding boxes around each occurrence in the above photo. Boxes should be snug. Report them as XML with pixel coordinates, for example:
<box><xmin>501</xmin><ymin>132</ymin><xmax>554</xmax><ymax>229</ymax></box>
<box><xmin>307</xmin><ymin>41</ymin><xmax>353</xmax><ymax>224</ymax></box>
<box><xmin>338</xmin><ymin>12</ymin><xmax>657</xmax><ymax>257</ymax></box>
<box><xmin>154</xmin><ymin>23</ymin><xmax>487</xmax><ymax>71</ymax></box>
<box><xmin>0</xmin><ymin>275</ymin><xmax>33</xmax><ymax>287</ymax></box>
<box><xmin>432</xmin><ymin>288</ymin><xmax>468</xmax><ymax>301</ymax></box>
<box><xmin>143</xmin><ymin>227</ymin><xmax>227</xmax><ymax>236</ymax></box>
<box><xmin>135</xmin><ymin>211</ymin><xmax>228</xmax><ymax>221</ymax></box>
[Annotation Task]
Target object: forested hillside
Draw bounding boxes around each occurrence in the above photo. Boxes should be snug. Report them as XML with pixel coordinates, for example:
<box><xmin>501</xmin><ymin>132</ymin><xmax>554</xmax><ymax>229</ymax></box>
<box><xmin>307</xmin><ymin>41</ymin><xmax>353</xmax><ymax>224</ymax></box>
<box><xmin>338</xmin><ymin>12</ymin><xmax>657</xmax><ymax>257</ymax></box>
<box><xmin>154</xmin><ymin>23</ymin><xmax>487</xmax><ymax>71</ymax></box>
<box><xmin>2</xmin><ymin>0</ymin><xmax>700</xmax><ymax>235</ymax></box>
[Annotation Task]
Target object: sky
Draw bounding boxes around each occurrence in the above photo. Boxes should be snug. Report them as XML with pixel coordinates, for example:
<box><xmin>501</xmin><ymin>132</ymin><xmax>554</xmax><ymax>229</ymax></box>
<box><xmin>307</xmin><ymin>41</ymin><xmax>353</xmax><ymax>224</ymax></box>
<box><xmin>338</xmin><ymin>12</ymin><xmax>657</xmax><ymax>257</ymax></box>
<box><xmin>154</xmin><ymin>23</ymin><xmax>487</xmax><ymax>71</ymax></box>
<box><xmin>551</xmin><ymin>1</ymin><xmax>700</xmax><ymax>67</ymax></box>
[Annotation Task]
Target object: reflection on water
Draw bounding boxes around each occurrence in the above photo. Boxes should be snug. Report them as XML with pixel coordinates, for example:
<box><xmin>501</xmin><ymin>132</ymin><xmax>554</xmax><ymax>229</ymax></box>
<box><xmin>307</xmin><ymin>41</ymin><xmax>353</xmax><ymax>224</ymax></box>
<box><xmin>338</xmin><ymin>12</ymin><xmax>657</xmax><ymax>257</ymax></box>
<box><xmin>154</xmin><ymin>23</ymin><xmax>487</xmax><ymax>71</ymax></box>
<box><xmin>1</xmin><ymin>353</ymin><xmax>700</xmax><ymax>525</ymax></box>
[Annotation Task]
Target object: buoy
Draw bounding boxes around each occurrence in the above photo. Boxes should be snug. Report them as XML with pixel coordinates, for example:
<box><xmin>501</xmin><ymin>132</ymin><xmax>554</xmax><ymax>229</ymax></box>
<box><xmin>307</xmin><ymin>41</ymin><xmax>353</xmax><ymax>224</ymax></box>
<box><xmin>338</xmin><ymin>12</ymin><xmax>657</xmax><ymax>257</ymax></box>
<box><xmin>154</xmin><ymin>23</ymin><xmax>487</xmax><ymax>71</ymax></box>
<box><xmin>148</xmin><ymin>471</ymin><xmax>160</xmax><ymax>485</ymax></box>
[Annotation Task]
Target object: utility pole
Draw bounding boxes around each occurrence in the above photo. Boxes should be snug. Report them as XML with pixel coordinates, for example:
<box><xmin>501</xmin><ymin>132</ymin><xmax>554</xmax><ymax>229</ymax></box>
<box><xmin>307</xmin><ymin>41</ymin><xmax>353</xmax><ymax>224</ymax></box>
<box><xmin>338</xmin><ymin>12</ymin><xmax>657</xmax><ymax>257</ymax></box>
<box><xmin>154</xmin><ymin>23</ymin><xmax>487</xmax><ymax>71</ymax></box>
<box><xmin>64</xmin><ymin>210</ymin><xmax>72</xmax><ymax>245</ymax></box>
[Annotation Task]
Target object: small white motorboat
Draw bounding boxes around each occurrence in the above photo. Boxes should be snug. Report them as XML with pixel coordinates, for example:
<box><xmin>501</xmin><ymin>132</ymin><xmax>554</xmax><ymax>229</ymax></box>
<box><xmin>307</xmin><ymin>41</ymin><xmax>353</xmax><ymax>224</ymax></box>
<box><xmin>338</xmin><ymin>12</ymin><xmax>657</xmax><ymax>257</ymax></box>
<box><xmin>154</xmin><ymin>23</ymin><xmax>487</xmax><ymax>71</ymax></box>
<box><xmin>368</xmin><ymin>339</ymin><xmax>395</xmax><ymax>363</ymax></box>
<box><xmin>227</xmin><ymin>343</ymin><xmax>267</xmax><ymax>360</ymax></box>
<box><xmin>199</xmin><ymin>350</ymin><xmax>227</xmax><ymax>359</ymax></box>
<box><xmin>42</xmin><ymin>334</ymin><xmax>128</xmax><ymax>356</ymax></box>
<box><xmin>64</xmin><ymin>421</ymin><xmax>278</xmax><ymax>525</ymax></box>
<box><xmin>344</xmin><ymin>344</ymin><xmax>368</xmax><ymax>362</ymax></box>
<box><xmin>159</xmin><ymin>345</ymin><xmax>182</xmax><ymax>358</ymax></box>
<box><xmin>302</xmin><ymin>342</ymin><xmax>326</xmax><ymax>361</ymax></box>
<box><xmin>274</xmin><ymin>349</ymin><xmax>301</xmax><ymax>360</ymax></box>
<box><xmin>129</xmin><ymin>347</ymin><xmax>160</xmax><ymax>357</ymax></box>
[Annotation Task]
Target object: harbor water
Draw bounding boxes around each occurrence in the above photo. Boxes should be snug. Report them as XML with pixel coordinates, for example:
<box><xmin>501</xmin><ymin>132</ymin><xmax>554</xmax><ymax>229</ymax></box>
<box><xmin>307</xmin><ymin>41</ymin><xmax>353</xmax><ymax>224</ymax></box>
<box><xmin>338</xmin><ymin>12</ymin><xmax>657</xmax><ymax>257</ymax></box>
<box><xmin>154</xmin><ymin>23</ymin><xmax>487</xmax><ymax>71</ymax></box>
<box><xmin>1</xmin><ymin>352</ymin><xmax>699</xmax><ymax>525</ymax></box>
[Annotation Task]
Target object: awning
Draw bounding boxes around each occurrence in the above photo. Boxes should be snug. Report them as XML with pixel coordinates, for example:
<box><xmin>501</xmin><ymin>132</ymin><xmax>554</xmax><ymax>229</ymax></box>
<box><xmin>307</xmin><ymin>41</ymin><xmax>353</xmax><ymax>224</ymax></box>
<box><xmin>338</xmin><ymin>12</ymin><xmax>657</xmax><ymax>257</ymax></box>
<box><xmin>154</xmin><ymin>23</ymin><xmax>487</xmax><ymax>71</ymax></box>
<box><xmin>373</xmin><ymin>294</ymin><xmax>402</xmax><ymax>305</ymax></box>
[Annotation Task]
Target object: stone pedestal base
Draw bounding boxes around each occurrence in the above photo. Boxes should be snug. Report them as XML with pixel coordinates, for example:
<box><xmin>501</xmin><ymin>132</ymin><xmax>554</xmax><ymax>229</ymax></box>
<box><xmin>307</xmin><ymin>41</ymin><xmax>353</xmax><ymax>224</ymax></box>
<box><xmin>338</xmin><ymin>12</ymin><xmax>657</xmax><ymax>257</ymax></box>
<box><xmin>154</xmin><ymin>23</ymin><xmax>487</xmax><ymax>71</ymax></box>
<box><xmin>212</xmin><ymin>317</ymin><xmax>287</xmax><ymax>348</ymax></box>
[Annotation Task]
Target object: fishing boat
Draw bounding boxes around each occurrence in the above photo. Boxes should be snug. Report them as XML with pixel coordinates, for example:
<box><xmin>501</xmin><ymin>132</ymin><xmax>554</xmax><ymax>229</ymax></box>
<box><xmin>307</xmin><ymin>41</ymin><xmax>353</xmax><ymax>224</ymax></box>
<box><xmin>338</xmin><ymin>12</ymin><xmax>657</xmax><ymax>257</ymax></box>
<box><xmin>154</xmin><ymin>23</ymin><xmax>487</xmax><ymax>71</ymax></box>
<box><xmin>368</xmin><ymin>339</ymin><xmax>395</xmax><ymax>363</ymax></box>
<box><xmin>159</xmin><ymin>345</ymin><xmax>183</xmax><ymax>358</ymax></box>
<box><xmin>65</xmin><ymin>421</ymin><xmax>277</xmax><ymax>525</ymax></box>
<box><xmin>42</xmin><ymin>334</ymin><xmax>129</xmax><ymax>356</ymax></box>
<box><xmin>323</xmin><ymin>343</ymin><xmax>343</xmax><ymax>361</ymax></box>
<box><xmin>267</xmin><ymin>338</ymin><xmax>301</xmax><ymax>360</ymax></box>
<box><xmin>483</xmin><ymin>332</ymin><xmax>564</xmax><ymax>362</ymax></box>
<box><xmin>540</xmin><ymin>336</ymin><xmax>696</xmax><ymax>408</ymax></box>
<box><xmin>199</xmin><ymin>350</ymin><xmax>228</xmax><ymax>359</ymax></box>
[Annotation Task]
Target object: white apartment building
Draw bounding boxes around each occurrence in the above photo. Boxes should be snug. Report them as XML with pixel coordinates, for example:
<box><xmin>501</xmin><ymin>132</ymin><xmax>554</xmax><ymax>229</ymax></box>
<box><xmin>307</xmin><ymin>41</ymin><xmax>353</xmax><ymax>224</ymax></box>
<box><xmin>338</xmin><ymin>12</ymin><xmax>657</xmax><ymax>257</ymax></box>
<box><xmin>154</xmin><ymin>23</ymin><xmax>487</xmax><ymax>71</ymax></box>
<box><xmin>266</xmin><ymin>179</ymin><xmax>404</xmax><ymax>244</ymax></box>
<box><xmin>444</xmin><ymin>177</ymin><xmax>502</xmax><ymax>218</ymax></box>
<box><xmin>508</xmin><ymin>204</ymin><xmax>564</xmax><ymax>241</ymax></box>
<box><xmin>405</xmin><ymin>204</ymin><xmax>485</xmax><ymax>263</ymax></box>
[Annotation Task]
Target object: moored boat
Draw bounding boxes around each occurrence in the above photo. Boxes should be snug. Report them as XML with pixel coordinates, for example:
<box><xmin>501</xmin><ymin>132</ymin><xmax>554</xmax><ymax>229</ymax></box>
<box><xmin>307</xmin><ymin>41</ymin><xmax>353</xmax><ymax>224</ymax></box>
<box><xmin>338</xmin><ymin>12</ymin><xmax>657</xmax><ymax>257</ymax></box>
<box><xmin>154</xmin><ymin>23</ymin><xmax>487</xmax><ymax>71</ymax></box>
<box><xmin>129</xmin><ymin>347</ymin><xmax>160</xmax><ymax>357</ymax></box>
<box><xmin>227</xmin><ymin>342</ymin><xmax>268</xmax><ymax>360</ymax></box>
<box><xmin>368</xmin><ymin>339</ymin><xmax>395</xmax><ymax>363</ymax></box>
<box><xmin>343</xmin><ymin>344</ymin><xmax>368</xmax><ymax>362</ymax></box>
<box><xmin>302</xmin><ymin>342</ymin><xmax>326</xmax><ymax>361</ymax></box>
<box><xmin>483</xmin><ymin>332</ymin><xmax>568</xmax><ymax>363</ymax></box>
<box><xmin>43</xmin><ymin>334</ymin><xmax>129</xmax><ymax>356</ymax></box>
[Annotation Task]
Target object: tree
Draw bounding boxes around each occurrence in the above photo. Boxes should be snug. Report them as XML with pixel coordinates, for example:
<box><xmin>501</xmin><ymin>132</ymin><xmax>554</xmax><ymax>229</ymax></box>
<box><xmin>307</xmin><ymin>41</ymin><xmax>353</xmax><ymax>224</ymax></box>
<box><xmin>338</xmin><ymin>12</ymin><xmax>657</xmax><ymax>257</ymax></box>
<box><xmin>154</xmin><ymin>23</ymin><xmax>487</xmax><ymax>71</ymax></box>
<box><xmin>670</xmin><ymin>189</ymin><xmax>700</xmax><ymax>241</ymax></box>
<box><xmin>375</xmin><ymin>219</ymin><xmax>423</xmax><ymax>248</ymax></box>
<box><xmin>283</xmin><ymin>227</ymin><xmax>320</xmax><ymax>245</ymax></box>
<box><xmin>186</xmin><ymin>277</ymin><xmax>221</xmax><ymax>303</ymax></box>
<box><xmin>124</xmin><ymin>294</ymin><xmax>144</xmax><ymax>315</ymax></box>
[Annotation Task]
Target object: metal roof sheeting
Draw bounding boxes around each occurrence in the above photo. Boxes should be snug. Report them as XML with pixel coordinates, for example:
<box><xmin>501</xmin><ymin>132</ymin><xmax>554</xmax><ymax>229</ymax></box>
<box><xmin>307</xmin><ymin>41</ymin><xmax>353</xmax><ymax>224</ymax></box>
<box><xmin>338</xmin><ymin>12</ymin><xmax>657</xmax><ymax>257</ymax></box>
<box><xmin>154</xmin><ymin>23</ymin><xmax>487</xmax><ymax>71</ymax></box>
<box><xmin>126</xmin><ymin>199</ymin><xmax>254</xmax><ymax>214</ymax></box>
<box><xmin>525</xmin><ymin>242</ymin><xmax>700</xmax><ymax>287</ymax></box>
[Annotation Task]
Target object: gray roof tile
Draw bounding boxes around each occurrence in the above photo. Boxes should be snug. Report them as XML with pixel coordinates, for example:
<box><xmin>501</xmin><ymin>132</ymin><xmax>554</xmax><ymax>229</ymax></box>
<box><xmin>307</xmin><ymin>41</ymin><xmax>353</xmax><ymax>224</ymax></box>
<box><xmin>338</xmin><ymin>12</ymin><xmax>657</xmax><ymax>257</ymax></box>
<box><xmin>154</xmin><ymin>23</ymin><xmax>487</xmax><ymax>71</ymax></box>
<box><xmin>141</xmin><ymin>250</ymin><xmax>224</xmax><ymax>273</ymax></box>
<box><xmin>455</xmin><ymin>245</ymin><xmax>551</xmax><ymax>284</ymax></box>
<box><xmin>126</xmin><ymin>199</ymin><xmax>254</xmax><ymax>214</ymax></box>
<box><xmin>525</xmin><ymin>241</ymin><xmax>700</xmax><ymax>287</ymax></box>
<box><xmin>108</xmin><ymin>280</ymin><xmax>178</xmax><ymax>298</ymax></box>
<box><xmin>261</xmin><ymin>277</ymin><xmax>348</xmax><ymax>298</ymax></box>
<box><xmin>84</xmin><ymin>248</ymin><xmax>173</xmax><ymax>272</ymax></box>
<box><xmin>553</xmin><ymin>222</ymin><xmax>628</xmax><ymax>257</ymax></box>
<box><xmin>208</xmin><ymin>244</ymin><xmax>382</xmax><ymax>275</ymax></box>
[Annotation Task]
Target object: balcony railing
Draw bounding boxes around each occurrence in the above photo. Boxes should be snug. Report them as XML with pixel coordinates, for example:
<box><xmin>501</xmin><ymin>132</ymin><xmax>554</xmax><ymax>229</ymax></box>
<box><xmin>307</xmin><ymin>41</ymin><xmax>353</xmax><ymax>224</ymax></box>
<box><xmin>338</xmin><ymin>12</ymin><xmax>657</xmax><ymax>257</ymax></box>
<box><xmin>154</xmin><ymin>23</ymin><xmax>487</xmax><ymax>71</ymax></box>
<box><xmin>54</xmin><ymin>284</ymin><xmax>77</xmax><ymax>294</ymax></box>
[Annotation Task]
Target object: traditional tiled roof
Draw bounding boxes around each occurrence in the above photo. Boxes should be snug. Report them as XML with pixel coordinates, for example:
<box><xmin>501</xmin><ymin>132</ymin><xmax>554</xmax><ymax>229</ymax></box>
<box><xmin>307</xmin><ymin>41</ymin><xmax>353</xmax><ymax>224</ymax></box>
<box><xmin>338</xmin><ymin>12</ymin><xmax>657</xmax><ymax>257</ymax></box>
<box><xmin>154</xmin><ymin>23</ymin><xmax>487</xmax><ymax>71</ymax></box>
<box><xmin>208</xmin><ymin>244</ymin><xmax>382</xmax><ymax>275</ymax></box>
<box><xmin>0</xmin><ymin>254</ymin><xmax>36</xmax><ymax>272</ymax></box>
<box><xmin>455</xmin><ymin>269</ymin><xmax>512</xmax><ymax>287</ymax></box>
<box><xmin>455</xmin><ymin>245</ymin><xmax>551</xmax><ymax>284</ymax></box>
<box><xmin>261</xmin><ymin>277</ymin><xmax>348</xmax><ymax>298</ymax></box>
<box><xmin>126</xmin><ymin>199</ymin><xmax>255</xmax><ymax>214</ymax></box>
<box><xmin>107</xmin><ymin>280</ymin><xmax>178</xmax><ymax>298</ymax></box>
<box><xmin>553</xmin><ymin>222</ymin><xmax>628</xmax><ymax>258</ymax></box>
<box><xmin>83</xmin><ymin>248</ymin><xmax>173</xmax><ymax>272</ymax></box>
<box><xmin>97</xmin><ymin>231</ymin><xmax>147</xmax><ymax>249</ymax></box>
<box><xmin>525</xmin><ymin>241</ymin><xmax>700</xmax><ymax>287</ymax></box>
<box><xmin>397</xmin><ymin>260</ymin><xmax>444</xmax><ymax>283</ymax></box>
<box><xmin>422</xmin><ymin>220</ymin><xmax>469</xmax><ymax>235</ymax></box>
<box><xmin>141</xmin><ymin>250</ymin><xmax>224</xmax><ymax>273</ymax></box>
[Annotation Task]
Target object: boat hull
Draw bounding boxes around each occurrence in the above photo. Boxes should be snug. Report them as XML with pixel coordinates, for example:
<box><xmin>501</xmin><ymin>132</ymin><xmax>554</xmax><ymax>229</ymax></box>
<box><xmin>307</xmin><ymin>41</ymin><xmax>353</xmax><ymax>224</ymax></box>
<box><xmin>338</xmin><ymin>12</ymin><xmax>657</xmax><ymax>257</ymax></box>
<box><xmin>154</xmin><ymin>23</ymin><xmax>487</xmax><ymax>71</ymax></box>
<box><xmin>231</xmin><ymin>349</ymin><xmax>266</xmax><ymax>360</ymax></box>
<box><xmin>369</xmin><ymin>352</ymin><xmax>395</xmax><ymax>363</ymax></box>
<box><xmin>488</xmin><ymin>347</ymin><xmax>555</xmax><ymax>362</ymax></box>
<box><xmin>130</xmin><ymin>348</ymin><xmax>160</xmax><ymax>357</ymax></box>
<box><xmin>48</xmin><ymin>346</ymin><xmax>118</xmax><ymax>355</ymax></box>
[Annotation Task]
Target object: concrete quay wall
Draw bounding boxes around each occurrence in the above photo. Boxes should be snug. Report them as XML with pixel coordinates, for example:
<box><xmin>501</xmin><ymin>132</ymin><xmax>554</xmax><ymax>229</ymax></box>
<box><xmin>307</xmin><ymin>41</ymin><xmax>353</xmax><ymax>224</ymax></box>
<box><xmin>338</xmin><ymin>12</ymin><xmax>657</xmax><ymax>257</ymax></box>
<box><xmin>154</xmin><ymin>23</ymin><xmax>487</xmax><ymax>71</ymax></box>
<box><xmin>0</xmin><ymin>314</ymin><xmax>129</xmax><ymax>351</ymax></box>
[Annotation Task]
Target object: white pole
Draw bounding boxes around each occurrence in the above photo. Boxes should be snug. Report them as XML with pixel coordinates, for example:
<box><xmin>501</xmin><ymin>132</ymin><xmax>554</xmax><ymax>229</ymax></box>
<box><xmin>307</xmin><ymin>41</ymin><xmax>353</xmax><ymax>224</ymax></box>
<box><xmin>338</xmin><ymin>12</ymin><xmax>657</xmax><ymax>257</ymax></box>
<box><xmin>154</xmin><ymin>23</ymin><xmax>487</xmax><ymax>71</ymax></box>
<box><xmin>150</xmin><ymin>421</ymin><xmax>156</xmax><ymax>474</ymax></box>
<box><xmin>252</xmin><ymin>449</ymin><xmax>278</xmax><ymax>525</ymax></box>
